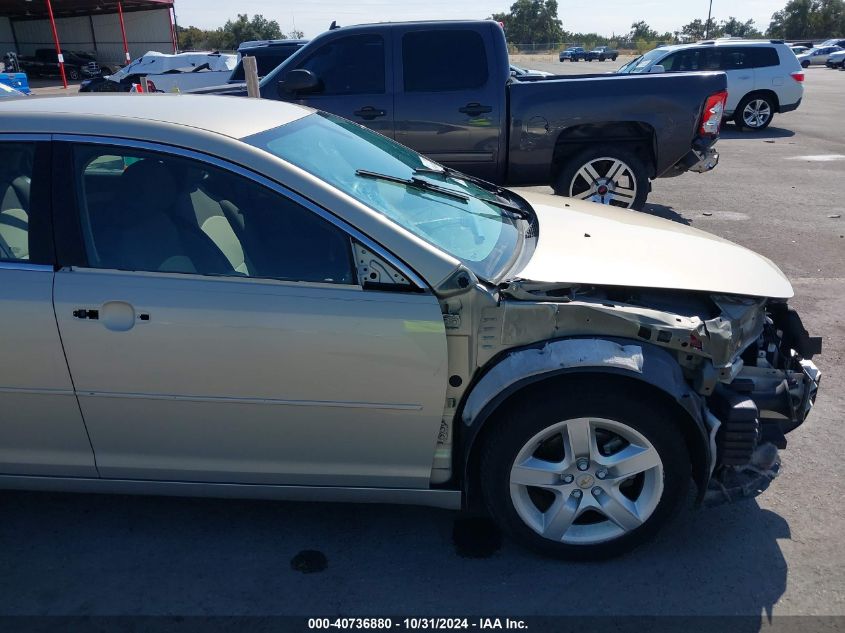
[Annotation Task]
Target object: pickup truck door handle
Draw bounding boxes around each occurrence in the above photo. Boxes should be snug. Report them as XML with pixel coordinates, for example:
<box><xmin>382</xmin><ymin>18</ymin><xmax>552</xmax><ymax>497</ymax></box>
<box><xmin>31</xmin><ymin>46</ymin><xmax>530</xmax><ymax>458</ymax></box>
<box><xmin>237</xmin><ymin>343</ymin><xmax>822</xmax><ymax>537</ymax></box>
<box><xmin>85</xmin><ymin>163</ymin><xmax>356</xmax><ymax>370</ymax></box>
<box><xmin>458</xmin><ymin>102</ymin><xmax>493</xmax><ymax>116</ymax></box>
<box><xmin>353</xmin><ymin>106</ymin><xmax>387</xmax><ymax>120</ymax></box>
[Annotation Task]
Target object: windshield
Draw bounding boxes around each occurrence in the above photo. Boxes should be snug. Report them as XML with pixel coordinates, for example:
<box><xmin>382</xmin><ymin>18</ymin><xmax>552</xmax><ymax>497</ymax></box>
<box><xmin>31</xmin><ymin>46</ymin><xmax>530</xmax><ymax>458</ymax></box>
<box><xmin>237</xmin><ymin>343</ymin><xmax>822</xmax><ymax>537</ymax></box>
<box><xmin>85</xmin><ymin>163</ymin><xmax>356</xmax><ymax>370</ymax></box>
<box><xmin>617</xmin><ymin>47</ymin><xmax>667</xmax><ymax>73</ymax></box>
<box><xmin>245</xmin><ymin>113</ymin><xmax>532</xmax><ymax>281</ymax></box>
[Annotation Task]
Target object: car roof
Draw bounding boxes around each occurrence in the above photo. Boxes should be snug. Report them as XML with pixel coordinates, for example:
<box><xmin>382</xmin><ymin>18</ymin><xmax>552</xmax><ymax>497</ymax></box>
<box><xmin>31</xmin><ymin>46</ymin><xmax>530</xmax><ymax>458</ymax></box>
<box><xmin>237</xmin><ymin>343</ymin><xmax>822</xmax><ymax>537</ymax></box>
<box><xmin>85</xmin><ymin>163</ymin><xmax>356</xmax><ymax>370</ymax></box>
<box><xmin>238</xmin><ymin>39</ymin><xmax>308</xmax><ymax>52</ymax></box>
<box><xmin>653</xmin><ymin>39</ymin><xmax>785</xmax><ymax>54</ymax></box>
<box><xmin>0</xmin><ymin>94</ymin><xmax>310</xmax><ymax>139</ymax></box>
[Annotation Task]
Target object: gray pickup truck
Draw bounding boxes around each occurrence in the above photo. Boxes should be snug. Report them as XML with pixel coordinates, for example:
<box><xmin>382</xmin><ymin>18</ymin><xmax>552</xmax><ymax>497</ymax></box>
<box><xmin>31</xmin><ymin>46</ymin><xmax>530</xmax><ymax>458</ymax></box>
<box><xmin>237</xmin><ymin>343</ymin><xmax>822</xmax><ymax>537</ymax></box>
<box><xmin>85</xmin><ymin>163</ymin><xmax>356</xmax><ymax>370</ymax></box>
<box><xmin>243</xmin><ymin>21</ymin><xmax>727</xmax><ymax>210</ymax></box>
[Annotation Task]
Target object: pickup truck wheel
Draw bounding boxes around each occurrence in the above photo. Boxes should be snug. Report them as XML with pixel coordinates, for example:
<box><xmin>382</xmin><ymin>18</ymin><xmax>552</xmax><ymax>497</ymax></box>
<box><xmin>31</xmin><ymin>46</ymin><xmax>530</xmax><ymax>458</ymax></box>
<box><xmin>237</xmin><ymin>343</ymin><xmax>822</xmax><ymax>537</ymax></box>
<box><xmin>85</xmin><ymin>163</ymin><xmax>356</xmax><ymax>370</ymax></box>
<box><xmin>479</xmin><ymin>382</ymin><xmax>689</xmax><ymax>560</ymax></box>
<box><xmin>735</xmin><ymin>94</ymin><xmax>774</xmax><ymax>131</ymax></box>
<box><xmin>554</xmin><ymin>146</ymin><xmax>649</xmax><ymax>210</ymax></box>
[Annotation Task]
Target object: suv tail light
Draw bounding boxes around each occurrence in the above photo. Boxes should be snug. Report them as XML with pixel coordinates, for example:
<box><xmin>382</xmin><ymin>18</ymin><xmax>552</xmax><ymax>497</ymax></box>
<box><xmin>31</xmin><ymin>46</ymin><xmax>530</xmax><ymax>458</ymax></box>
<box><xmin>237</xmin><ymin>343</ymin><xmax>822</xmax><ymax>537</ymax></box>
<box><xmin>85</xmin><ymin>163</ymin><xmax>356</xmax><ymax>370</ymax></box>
<box><xmin>699</xmin><ymin>90</ymin><xmax>728</xmax><ymax>136</ymax></box>
<box><xmin>790</xmin><ymin>71</ymin><xmax>805</xmax><ymax>82</ymax></box>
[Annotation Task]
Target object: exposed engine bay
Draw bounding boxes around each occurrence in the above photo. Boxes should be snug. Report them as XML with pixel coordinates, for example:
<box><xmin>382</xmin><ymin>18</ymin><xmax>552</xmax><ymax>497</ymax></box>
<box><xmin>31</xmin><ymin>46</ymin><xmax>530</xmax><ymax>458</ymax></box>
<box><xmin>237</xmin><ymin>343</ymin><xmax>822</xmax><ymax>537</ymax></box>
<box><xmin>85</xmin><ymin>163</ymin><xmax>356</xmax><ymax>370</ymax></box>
<box><xmin>441</xmin><ymin>280</ymin><xmax>822</xmax><ymax>503</ymax></box>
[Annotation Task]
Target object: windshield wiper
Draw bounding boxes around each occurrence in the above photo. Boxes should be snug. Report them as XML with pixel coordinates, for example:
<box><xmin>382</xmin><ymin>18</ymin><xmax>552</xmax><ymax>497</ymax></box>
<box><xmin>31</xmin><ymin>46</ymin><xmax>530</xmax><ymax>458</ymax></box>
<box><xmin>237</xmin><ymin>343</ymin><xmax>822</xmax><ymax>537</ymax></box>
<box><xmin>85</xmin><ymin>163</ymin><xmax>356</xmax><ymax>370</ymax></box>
<box><xmin>355</xmin><ymin>169</ymin><xmax>470</xmax><ymax>203</ymax></box>
<box><xmin>413</xmin><ymin>167</ymin><xmax>533</xmax><ymax>220</ymax></box>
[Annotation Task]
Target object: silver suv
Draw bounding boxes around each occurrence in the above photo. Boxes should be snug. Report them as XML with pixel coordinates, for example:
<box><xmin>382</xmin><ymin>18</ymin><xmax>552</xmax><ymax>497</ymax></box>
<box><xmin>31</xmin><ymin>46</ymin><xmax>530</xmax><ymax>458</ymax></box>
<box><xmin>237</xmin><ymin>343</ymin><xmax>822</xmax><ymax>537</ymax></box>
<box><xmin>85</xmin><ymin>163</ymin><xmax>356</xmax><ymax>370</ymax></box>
<box><xmin>619</xmin><ymin>39</ymin><xmax>804</xmax><ymax>131</ymax></box>
<box><xmin>0</xmin><ymin>95</ymin><xmax>821</xmax><ymax>559</ymax></box>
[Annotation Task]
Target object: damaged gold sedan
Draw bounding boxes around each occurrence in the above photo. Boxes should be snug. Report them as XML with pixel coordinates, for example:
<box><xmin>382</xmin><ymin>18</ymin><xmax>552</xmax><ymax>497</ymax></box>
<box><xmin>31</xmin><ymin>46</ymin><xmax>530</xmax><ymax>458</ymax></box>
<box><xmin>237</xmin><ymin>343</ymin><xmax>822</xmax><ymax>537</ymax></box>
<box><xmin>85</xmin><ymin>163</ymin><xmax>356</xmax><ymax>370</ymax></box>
<box><xmin>0</xmin><ymin>96</ymin><xmax>821</xmax><ymax>559</ymax></box>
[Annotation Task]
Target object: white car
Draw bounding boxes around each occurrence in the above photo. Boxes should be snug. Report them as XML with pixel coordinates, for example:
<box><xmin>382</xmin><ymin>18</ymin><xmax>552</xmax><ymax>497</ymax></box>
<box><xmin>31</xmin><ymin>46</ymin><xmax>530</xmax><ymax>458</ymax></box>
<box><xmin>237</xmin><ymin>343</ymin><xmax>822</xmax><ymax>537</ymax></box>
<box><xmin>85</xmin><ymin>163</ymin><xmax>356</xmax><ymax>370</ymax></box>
<box><xmin>796</xmin><ymin>45</ymin><xmax>843</xmax><ymax>67</ymax></box>
<box><xmin>825</xmin><ymin>49</ymin><xmax>845</xmax><ymax>69</ymax></box>
<box><xmin>617</xmin><ymin>39</ymin><xmax>804</xmax><ymax>131</ymax></box>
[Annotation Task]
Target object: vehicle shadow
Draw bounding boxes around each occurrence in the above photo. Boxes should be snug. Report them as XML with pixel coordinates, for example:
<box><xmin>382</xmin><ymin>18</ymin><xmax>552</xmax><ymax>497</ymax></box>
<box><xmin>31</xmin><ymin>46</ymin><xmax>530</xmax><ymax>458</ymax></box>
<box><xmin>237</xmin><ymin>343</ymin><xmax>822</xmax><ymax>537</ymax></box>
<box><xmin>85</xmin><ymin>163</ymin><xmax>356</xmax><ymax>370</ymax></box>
<box><xmin>642</xmin><ymin>202</ymin><xmax>692</xmax><ymax>225</ymax></box>
<box><xmin>0</xmin><ymin>487</ymin><xmax>789</xmax><ymax>624</ymax></box>
<box><xmin>719</xmin><ymin>124</ymin><xmax>796</xmax><ymax>140</ymax></box>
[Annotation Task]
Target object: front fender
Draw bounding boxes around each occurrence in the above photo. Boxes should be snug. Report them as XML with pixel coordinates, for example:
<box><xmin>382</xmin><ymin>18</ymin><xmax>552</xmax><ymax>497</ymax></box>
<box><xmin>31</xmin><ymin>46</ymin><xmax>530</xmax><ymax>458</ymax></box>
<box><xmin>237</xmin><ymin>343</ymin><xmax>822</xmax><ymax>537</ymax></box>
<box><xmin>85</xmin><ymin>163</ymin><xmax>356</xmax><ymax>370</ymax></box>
<box><xmin>459</xmin><ymin>337</ymin><xmax>712</xmax><ymax>501</ymax></box>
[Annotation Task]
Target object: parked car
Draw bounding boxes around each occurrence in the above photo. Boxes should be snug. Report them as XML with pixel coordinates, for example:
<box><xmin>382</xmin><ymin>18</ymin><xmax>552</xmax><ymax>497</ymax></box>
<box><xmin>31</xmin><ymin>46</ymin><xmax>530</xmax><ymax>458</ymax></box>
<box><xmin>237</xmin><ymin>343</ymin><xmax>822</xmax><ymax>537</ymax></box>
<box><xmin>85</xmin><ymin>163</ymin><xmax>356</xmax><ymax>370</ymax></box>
<box><xmin>790</xmin><ymin>45</ymin><xmax>809</xmax><ymax>55</ymax></box>
<box><xmin>509</xmin><ymin>63</ymin><xmax>552</xmax><ymax>77</ymax></box>
<box><xmin>80</xmin><ymin>51</ymin><xmax>236</xmax><ymax>93</ymax></box>
<box><xmin>586</xmin><ymin>46</ymin><xmax>619</xmax><ymax>61</ymax></box>
<box><xmin>617</xmin><ymin>39</ymin><xmax>804</xmax><ymax>131</ymax></box>
<box><xmin>559</xmin><ymin>46</ymin><xmax>587</xmax><ymax>61</ymax></box>
<box><xmin>818</xmin><ymin>38</ymin><xmax>845</xmax><ymax>48</ymax></box>
<box><xmin>0</xmin><ymin>94</ymin><xmax>821</xmax><ymax>559</ymax></box>
<box><xmin>796</xmin><ymin>45</ymin><xmax>843</xmax><ymax>67</ymax></box>
<box><xmin>824</xmin><ymin>49</ymin><xmax>845</xmax><ymax>68</ymax></box>
<box><xmin>236</xmin><ymin>20</ymin><xmax>727</xmax><ymax>210</ymax></box>
<box><xmin>19</xmin><ymin>48</ymin><xmax>101</xmax><ymax>80</ymax></box>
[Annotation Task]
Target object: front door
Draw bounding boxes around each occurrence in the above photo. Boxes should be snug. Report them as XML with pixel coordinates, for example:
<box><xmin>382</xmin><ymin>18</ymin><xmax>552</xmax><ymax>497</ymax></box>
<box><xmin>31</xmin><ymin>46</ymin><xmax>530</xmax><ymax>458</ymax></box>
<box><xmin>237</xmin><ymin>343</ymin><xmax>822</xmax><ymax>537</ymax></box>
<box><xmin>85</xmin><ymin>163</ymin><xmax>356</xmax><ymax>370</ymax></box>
<box><xmin>277</xmin><ymin>32</ymin><xmax>395</xmax><ymax>139</ymax></box>
<box><xmin>53</xmin><ymin>141</ymin><xmax>447</xmax><ymax>488</ymax></box>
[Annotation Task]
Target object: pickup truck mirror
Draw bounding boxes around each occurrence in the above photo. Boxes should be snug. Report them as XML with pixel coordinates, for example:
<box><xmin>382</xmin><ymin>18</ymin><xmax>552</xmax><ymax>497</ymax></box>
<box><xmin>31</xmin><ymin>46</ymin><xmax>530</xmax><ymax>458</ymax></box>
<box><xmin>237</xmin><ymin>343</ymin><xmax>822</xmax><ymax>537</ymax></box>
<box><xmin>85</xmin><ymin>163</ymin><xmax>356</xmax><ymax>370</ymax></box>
<box><xmin>648</xmin><ymin>64</ymin><xmax>666</xmax><ymax>74</ymax></box>
<box><xmin>278</xmin><ymin>69</ymin><xmax>320</xmax><ymax>95</ymax></box>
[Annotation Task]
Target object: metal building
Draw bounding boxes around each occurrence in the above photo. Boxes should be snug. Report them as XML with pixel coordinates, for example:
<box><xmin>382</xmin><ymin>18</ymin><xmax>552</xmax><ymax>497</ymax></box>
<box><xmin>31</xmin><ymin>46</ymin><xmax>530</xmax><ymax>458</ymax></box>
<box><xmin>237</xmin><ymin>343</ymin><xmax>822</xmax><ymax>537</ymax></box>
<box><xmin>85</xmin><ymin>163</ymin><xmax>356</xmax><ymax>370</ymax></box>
<box><xmin>1</xmin><ymin>0</ymin><xmax>176</xmax><ymax>72</ymax></box>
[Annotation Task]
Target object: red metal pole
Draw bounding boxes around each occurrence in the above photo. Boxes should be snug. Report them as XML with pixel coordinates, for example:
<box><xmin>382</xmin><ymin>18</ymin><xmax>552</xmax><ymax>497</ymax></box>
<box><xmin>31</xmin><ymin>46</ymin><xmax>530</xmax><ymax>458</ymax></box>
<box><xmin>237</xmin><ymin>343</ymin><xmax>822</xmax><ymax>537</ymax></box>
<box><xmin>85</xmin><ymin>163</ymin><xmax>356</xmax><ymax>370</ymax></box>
<box><xmin>117</xmin><ymin>2</ymin><xmax>131</xmax><ymax>65</ymax></box>
<box><xmin>45</xmin><ymin>0</ymin><xmax>67</xmax><ymax>89</ymax></box>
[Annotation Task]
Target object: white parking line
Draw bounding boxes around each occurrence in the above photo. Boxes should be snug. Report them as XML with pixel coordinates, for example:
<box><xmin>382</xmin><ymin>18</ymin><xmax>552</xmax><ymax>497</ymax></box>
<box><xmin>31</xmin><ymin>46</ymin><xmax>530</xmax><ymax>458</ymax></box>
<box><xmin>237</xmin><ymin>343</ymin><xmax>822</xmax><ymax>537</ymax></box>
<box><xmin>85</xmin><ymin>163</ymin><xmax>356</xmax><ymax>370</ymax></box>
<box><xmin>786</xmin><ymin>154</ymin><xmax>845</xmax><ymax>161</ymax></box>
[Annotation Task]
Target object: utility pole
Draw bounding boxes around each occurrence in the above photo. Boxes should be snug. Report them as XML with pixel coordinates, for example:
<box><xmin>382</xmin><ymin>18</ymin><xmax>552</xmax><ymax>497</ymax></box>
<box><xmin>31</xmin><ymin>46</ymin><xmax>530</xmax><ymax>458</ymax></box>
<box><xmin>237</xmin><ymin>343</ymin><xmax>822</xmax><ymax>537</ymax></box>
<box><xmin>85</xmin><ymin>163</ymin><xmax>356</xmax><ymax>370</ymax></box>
<box><xmin>705</xmin><ymin>0</ymin><xmax>713</xmax><ymax>38</ymax></box>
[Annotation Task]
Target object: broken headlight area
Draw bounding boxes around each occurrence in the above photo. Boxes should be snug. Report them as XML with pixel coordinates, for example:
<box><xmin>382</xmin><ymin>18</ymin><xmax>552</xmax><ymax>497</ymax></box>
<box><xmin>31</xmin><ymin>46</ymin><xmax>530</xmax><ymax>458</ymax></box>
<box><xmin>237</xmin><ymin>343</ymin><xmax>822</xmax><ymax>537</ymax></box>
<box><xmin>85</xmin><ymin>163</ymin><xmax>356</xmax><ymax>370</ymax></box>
<box><xmin>494</xmin><ymin>282</ymin><xmax>822</xmax><ymax>506</ymax></box>
<box><xmin>703</xmin><ymin>302</ymin><xmax>821</xmax><ymax>506</ymax></box>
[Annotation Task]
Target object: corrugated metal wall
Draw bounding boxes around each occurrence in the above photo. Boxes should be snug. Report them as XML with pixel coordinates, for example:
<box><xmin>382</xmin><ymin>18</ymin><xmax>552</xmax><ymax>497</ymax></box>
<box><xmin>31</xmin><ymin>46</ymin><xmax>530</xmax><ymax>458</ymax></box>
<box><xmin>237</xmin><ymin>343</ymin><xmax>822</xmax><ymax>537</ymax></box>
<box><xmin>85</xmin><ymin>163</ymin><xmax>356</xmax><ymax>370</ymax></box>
<box><xmin>0</xmin><ymin>17</ymin><xmax>15</xmax><ymax>54</ymax></box>
<box><xmin>6</xmin><ymin>9</ymin><xmax>172</xmax><ymax>67</ymax></box>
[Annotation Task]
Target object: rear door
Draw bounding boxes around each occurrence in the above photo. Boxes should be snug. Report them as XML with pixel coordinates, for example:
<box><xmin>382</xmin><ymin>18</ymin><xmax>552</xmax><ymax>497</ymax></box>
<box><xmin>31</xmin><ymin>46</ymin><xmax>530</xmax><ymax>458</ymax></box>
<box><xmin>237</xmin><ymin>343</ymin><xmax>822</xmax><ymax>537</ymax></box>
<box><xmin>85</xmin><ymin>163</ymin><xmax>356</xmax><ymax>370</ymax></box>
<box><xmin>393</xmin><ymin>25</ymin><xmax>505</xmax><ymax>182</ymax></box>
<box><xmin>716</xmin><ymin>47</ymin><xmax>754</xmax><ymax>112</ymax></box>
<box><xmin>0</xmin><ymin>138</ymin><xmax>97</xmax><ymax>477</ymax></box>
<box><xmin>280</xmin><ymin>32</ymin><xmax>394</xmax><ymax>138</ymax></box>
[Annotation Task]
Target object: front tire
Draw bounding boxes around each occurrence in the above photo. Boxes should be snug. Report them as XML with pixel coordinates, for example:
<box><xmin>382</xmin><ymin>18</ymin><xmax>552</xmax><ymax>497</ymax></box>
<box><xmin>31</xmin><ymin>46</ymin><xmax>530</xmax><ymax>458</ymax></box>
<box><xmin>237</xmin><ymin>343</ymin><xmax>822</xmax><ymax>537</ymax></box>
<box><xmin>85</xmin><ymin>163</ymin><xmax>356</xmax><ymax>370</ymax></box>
<box><xmin>735</xmin><ymin>94</ymin><xmax>775</xmax><ymax>131</ymax></box>
<box><xmin>479</xmin><ymin>381</ymin><xmax>690</xmax><ymax>560</ymax></box>
<box><xmin>801</xmin><ymin>60</ymin><xmax>810</xmax><ymax>68</ymax></box>
<box><xmin>553</xmin><ymin>145</ymin><xmax>649</xmax><ymax>210</ymax></box>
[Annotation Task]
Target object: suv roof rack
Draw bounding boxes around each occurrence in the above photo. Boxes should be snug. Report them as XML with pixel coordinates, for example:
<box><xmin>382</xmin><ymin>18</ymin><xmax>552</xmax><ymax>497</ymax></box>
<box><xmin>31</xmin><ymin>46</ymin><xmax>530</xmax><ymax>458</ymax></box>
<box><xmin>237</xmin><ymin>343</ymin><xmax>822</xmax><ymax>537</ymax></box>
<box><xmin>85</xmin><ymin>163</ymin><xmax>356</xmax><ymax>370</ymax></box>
<box><xmin>770</xmin><ymin>39</ymin><xmax>785</xmax><ymax>44</ymax></box>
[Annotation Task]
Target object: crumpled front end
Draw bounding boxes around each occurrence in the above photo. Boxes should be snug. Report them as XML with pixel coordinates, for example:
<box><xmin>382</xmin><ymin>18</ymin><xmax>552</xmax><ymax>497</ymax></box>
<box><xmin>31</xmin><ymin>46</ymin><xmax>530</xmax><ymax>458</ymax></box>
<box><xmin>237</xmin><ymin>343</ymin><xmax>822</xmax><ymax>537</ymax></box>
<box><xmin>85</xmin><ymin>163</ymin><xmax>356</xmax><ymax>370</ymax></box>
<box><xmin>488</xmin><ymin>282</ymin><xmax>822</xmax><ymax>505</ymax></box>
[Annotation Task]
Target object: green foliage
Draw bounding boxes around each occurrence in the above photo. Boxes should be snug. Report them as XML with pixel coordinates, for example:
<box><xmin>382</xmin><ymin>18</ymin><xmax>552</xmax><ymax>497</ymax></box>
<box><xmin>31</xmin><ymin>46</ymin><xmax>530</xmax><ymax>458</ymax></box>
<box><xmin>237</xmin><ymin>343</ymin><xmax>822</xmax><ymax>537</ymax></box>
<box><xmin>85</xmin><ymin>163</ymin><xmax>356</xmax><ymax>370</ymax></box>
<box><xmin>767</xmin><ymin>0</ymin><xmax>845</xmax><ymax>37</ymax></box>
<box><xmin>176</xmin><ymin>14</ymin><xmax>285</xmax><ymax>51</ymax></box>
<box><xmin>628</xmin><ymin>20</ymin><xmax>659</xmax><ymax>41</ymax></box>
<box><xmin>491</xmin><ymin>0</ymin><xmax>565</xmax><ymax>44</ymax></box>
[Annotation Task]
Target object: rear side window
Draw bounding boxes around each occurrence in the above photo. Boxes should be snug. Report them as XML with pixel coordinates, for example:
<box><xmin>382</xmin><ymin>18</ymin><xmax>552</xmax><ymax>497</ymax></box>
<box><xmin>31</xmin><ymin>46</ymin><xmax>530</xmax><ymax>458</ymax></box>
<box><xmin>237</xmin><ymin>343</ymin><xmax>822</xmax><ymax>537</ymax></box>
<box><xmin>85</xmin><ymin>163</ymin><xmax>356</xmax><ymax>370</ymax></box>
<box><xmin>750</xmin><ymin>47</ymin><xmax>780</xmax><ymax>68</ymax></box>
<box><xmin>717</xmin><ymin>47</ymin><xmax>750</xmax><ymax>70</ymax></box>
<box><xmin>295</xmin><ymin>34</ymin><xmax>385</xmax><ymax>95</ymax></box>
<box><xmin>0</xmin><ymin>142</ymin><xmax>51</xmax><ymax>264</ymax></box>
<box><xmin>403</xmin><ymin>30</ymin><xmax>488</xmax><ymax>92</ymax></box>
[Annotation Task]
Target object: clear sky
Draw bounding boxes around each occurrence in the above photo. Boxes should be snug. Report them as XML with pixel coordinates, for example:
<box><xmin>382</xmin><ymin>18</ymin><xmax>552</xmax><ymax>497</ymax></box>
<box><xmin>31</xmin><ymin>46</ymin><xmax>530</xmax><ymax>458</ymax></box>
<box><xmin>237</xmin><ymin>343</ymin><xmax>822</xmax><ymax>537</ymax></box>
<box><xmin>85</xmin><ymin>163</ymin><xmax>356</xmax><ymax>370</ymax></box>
<box><xmin>172</xmin><ymin>0</ymin><xmax>786</xmax><ymax>38</ymax></box>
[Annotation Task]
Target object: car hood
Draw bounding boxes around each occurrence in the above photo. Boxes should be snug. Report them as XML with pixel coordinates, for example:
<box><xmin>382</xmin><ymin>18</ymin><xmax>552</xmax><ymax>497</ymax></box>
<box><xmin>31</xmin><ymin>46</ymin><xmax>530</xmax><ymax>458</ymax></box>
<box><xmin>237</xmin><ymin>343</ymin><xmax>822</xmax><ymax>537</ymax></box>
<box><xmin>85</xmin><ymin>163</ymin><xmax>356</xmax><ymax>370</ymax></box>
<box><xmin>510</xmin><ymin>192</ymin><xmax>793</xmax><ymax>298</ymax></box>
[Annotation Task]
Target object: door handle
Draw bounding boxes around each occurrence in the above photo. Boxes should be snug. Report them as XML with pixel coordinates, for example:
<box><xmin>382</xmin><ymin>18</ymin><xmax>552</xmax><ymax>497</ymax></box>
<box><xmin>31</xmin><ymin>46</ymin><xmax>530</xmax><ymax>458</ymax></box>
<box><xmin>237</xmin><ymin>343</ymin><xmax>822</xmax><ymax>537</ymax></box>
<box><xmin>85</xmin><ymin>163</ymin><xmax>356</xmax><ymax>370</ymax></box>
<box><xmin>72</xmin><ymin>308</ymin><xmax>99</xmax><ymax>320</ymax></box>
<box><xmin>353</xmin><ymin>106</ymin><xmax>387</xmax><ymax>120</ymax></box>
<box><xmin>458</xmin><ymin>102</ymin><xmax>493</xmax><ymax>116</ymax></box>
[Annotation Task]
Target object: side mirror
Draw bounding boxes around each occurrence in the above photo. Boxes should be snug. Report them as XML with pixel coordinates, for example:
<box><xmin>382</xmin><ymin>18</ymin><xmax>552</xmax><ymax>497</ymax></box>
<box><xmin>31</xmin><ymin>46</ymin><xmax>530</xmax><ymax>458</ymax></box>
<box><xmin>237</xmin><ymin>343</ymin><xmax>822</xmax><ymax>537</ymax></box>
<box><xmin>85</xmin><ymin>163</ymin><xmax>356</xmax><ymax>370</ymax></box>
<box><xmin>278</xmin><ymin>69</ymin><xmax>320</xmax><ymax>95</ymax></box>
<box><xmin>648</xmin><ymin>64</ymin><xmax>666</xmax><ymax>74</ymax></box>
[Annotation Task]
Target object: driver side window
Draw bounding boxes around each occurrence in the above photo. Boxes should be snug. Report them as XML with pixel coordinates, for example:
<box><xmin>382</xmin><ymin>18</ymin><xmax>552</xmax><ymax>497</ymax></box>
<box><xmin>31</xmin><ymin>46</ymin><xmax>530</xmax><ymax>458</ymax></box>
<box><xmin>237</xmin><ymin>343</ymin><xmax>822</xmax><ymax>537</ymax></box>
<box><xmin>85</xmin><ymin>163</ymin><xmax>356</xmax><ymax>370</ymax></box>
<box><xmin>296</xmin><ymin>34</ymin><xmax>385</xmax><ymax>95</ymax></box>
<box><xmin>72</xmin><ymin>145</ymin><xmax>356</xmax><ymax>285</ymax></box>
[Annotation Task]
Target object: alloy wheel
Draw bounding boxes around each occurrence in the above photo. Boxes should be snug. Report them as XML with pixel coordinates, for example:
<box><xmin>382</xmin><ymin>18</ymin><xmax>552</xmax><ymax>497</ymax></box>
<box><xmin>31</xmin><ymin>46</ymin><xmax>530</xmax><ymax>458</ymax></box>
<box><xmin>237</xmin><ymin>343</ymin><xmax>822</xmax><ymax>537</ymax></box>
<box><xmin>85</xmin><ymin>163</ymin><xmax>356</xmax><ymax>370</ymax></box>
<box><xmin>509</xmin><ymin>417</ymin><xmax>664</xmax><ymax>545</ymax></box>
<box><xmin>742</xmin><ymin>99</ymin><xmax>772</xmax><ymax>128</ymax></box>
<box><xmin>568</xmin><ymin>156</ymin><xmax>638</xmax><ymax>207</ymax></box>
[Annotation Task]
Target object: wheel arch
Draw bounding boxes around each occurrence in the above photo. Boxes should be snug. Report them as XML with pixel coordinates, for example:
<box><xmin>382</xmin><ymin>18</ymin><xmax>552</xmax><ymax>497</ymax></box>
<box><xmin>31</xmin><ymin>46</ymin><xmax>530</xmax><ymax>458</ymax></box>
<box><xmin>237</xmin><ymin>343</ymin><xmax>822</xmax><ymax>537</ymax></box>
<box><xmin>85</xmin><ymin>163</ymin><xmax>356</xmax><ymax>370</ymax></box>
<box><xmin>457</xmin><ymin>338</ymin><xmax>711</xmax><ymax>509</ymax></box>
<box><xmin>551</xmin><ymin>122</ymin><xmax>658</xmax><ymax>180</ymax></box>
<box><xmin>739</xmin><ymin>89</ymin><xmax>781</xmax><ymax>112</ymax></box>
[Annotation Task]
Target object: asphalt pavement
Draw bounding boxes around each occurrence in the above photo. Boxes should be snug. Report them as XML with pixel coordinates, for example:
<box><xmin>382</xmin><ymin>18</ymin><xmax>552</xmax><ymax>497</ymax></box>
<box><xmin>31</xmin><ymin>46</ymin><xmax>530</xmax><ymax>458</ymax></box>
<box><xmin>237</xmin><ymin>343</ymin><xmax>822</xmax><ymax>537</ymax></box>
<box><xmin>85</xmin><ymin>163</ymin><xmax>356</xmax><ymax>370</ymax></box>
<box><xmin>3</xmin><ymin>57</ymin><xmax>844</xmax><ymax>622</ymax></box>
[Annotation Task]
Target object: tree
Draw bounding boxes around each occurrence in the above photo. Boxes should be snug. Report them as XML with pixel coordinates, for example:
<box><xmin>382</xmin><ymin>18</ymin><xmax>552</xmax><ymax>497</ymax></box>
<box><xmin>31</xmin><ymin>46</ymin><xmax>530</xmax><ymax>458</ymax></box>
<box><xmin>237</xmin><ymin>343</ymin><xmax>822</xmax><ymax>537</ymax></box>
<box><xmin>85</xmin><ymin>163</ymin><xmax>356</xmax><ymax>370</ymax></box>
<box><xmin>491</xmin><ymin>0</ymin><xmax>565</xmax><ymax>44</ymax></box>
<box><xmin>766</xmin><ymin>0</ymin><xmax>844</xmax><ymax>37</ymax></box>
<box><xmin>287</xmin><ymin>29</ymin><xmax>305</xmax><ymax>39</ymax></box>
<box><xmin>221</xmin><ymin>14</ymin><xmax>283</xmax><ymax>49</ymax></box>
<box><xmin>719</xmin><ymin>17</ymin><xmax>763</xmax><ymax>37</ymax></box>
<box><xmin>680</xmin><ymin>18</ymin><xmax>720</xmax><ymax>40</ymax></box>
<box><xmin>627</xmin><ymin>20</ymin><xmax>659</xmax><ymax>41</ymax></box>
